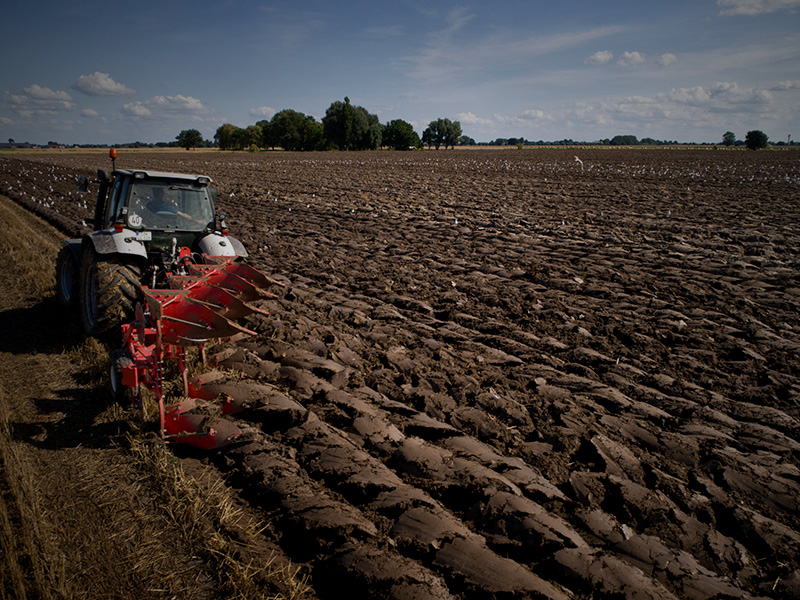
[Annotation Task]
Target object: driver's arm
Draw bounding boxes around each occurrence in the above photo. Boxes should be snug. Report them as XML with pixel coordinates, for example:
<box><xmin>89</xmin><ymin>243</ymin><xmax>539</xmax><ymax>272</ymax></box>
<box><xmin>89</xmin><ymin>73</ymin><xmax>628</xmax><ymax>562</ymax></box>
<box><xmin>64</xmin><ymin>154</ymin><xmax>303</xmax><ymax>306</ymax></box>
<box><xmin>176</xmin><ymin>209</ymin><xmax>206</xmax><ymax>225</ymax></box>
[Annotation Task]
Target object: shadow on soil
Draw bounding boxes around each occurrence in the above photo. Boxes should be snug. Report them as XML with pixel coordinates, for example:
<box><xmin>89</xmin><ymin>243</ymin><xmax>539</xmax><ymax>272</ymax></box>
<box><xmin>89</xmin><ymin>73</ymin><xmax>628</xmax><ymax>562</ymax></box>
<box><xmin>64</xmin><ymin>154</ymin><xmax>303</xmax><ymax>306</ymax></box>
<box><xmin>1</xmin><ymin>295</ymin><xmax>138</xmax><ymax>450</ymax></box>
<box><xmin>0</xmin><ymin>296</ymin><xmax>85</xmax><ymax>355</ymax></box>
<box><xmin>10</xmin><ymin>388</ymin><xmax>140</xmax><ymax>452</ymax></box>
<box><xmin>17</xmin><ymin>389</ymin><xmax>138</xmax><ymax>451</ymax></box>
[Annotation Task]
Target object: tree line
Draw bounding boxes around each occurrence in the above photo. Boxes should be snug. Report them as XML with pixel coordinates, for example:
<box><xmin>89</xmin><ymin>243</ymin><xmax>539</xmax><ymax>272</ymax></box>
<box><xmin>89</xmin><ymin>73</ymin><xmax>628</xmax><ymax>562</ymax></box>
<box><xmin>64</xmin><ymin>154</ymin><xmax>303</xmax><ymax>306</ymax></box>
<box><xmin>177</xmin><ymin>98</ymin><xmax>463</xmax><ymax>152</ymax></box>
<box><xmin>721</xmin><ymin>130</ymin><xmax>771</xmax><ymax>150</ymax></box>
<box><xmin>457</xmin><ymin>134</ymin><xmax>693</xmax><ymax>147</ymax></box>
<box><xmin>174</xmin><ymin>100</ymin><xmax>777</xmax><ymax>152</ymax></box>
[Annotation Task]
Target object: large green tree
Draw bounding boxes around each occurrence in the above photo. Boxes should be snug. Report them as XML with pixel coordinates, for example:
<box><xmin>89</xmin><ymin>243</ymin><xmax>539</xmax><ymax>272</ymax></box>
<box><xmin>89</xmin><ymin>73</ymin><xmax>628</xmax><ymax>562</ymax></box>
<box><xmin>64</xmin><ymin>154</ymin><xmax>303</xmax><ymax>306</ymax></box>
<box><xmin>722</xmin><ymin>131</ymin><xmax>736</xmax><ymax>146</ymax></box>
<box><xmin>214</xmin><ymin>123</ymin><xmax>244</xmax><ymax>150</ymax></box>
<box><xmin>243</xmin><ymin>124</ymin><xmax>263</xmax><ymax>149</ymax></box>
<box><xmin>256</xmin><ymin>120</ymin><xmax>274</xmax><ymax>149</ymax></box>
<box><xmin>383</xmin><ymin>119</ymin><xmax>419</xmax><ymax>150</ymax></box>
<box><xmin>444</xmin><ymin>119</ymin><xmax>462</xmax><ymax>149</ymax></box>
<box><xmin>271</xmin><ymin>110</ymin><xmax>307</xmax><ymax>150</ymax></box>
<box><xmin>422</xmin><ymin>118</ymin><xmax>462</xmax><ymax>149</ymax></box>
<box><xmin>176</xmin><ymin>129</ymin><xmax>203</xmax><ymax>150</ymax></box>
<box><xmin>270</xmin><ymin>109</ymin><xmax>324</xmax><ymax>151</ymax></box>
<box><xmin>745</xmin><ymin>130</ymin><xmax>768</xmax><ymax>150</ymax></box>
<box><xmin>300</xmin><ymin>119</ymin><xmax>325</xmax><ymax>151</ymax></box>
<box><xmin>323</xmin><ymin>97</ymin><xmax>382</xmax><ymax>150</ymax></box>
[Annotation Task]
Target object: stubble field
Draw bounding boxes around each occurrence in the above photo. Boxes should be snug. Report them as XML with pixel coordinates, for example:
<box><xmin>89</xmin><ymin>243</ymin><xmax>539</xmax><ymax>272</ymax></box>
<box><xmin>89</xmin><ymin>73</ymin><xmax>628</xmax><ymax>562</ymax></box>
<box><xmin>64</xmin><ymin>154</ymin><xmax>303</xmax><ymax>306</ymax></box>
<box><xmin>1</xmin><ymin>147</ymin><xmax>799</xmax><ymax>599</ymax></box>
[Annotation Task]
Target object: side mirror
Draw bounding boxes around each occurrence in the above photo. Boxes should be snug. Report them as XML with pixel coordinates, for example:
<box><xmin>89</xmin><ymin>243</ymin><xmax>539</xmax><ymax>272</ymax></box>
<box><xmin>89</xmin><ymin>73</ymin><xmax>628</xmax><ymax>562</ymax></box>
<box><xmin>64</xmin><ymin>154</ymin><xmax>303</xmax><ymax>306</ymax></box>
<box><xmin>77</xmin><ymin>175</ymin><xmax>89</xmax><ymax>193</ymax></box>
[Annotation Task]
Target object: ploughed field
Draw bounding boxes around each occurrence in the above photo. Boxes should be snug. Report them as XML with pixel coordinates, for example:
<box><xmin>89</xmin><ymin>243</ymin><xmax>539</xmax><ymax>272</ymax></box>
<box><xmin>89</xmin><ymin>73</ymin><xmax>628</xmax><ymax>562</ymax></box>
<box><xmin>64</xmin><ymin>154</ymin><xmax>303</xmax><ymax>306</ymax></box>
<box><xmin>2</xmin><ymin>148</ymin><xmax>800</xmax><ymax>599</ymax></box>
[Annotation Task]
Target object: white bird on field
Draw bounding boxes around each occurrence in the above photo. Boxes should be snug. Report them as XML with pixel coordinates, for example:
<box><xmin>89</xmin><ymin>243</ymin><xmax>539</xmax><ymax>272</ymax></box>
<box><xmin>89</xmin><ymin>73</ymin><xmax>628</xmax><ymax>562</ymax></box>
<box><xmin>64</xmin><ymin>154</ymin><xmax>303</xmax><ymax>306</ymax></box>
<box><xmin>574</xmin><ymin>156</ymin><xmax>584</xmax><ymax>171</ymax></box>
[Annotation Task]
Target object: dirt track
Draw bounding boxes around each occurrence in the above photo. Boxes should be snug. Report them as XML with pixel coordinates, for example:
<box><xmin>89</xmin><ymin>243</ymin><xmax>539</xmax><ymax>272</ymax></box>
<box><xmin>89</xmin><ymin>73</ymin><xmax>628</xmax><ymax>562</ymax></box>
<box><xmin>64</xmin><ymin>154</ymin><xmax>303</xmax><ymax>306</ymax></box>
<box><xmin>1</xmin><ymin>148</ymin><xmax>799</xmax><ymax>599</ymax></box>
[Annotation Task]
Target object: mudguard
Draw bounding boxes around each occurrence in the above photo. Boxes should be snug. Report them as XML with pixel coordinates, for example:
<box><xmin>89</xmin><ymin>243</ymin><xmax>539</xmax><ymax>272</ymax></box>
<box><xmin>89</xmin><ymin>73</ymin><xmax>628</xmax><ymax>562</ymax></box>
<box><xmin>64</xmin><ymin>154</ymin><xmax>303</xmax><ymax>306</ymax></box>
<box><xmin>197</xmin><ymin>233</ymin><xmax>248</xmax><ymax>257</ymax></box>
<box><xmin>83</xmin><ymin>229</ymin><xmax>149</xmax><ymax>259</ymax></box>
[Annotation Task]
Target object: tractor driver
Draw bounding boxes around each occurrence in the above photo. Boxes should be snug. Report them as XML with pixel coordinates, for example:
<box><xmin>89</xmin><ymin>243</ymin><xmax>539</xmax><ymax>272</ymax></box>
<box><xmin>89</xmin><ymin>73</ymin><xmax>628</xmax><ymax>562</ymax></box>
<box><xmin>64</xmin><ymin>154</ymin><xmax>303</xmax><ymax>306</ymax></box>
<box><xmin>146</xmin><ymin>187</ymin><xmax>180</xmax><ymax>219</ymax></box>
<box><xmin>144</xmin><ymin>185</ymin><xmax>210</xmax><ymax>228</ymax></box>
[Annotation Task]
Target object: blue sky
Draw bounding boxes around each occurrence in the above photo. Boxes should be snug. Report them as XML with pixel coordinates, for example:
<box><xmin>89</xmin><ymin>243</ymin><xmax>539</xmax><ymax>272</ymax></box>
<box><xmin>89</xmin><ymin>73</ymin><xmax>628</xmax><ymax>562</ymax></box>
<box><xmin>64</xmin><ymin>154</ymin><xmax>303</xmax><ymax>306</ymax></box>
<box><xmin>2</xmin><ymin>0</ymin><xmax>799</xmax><ymax>145</ymax></box>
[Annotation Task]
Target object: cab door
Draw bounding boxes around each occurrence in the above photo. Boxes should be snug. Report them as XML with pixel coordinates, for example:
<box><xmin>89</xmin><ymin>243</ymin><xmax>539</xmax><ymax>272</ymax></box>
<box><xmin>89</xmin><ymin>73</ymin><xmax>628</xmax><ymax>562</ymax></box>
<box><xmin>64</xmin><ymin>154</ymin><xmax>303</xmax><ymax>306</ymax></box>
<box><xmin>104</xmin><ymin>176</ymin><xmax>132</xmax><ymax>229</ymax></box>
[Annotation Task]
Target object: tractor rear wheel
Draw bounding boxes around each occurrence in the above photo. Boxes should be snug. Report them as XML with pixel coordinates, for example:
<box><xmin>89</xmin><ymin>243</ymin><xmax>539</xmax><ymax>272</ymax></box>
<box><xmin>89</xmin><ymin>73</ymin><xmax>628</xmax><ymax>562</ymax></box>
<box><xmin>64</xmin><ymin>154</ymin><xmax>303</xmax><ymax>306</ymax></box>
<box><xmin>79</xmin><ymin>250</ymin><xmax>142</xmax><ymax>338</ymax></box>
<box><xmin>55</xmin><ymin>246</ymin><xmax>79</xmax><ymax>308</ymax></box>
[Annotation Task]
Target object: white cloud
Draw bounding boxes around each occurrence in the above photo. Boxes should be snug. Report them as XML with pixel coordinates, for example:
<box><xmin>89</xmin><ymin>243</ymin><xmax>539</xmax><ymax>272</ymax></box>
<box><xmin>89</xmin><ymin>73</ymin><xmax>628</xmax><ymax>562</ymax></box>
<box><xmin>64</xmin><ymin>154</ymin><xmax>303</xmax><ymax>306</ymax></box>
<box><xmin>121</xmin><ymin>95</ymin><xmax>208</xmax><ymax>119</ymax></box>
<box><xmin>151</xmin><ymin>95</ymin><xmax>205</xmax><ymax>113</ymax></box>
<box><xmin>585</xmin><ymin>50</ymin><xmax>613</xmax><ymax>65</ymax></box>
<box><xmin>250</xmin><ymin>106</ymin><xmax>276</xmax><ymax>119</ymax></box>
<box><xmin>666</xmin><ymin>86</ymin><xmax>711</xmax><ymax>105</ymax></box>
<box><xmin>70</xmin><ymin>72</ymin><xmax>135</xmax><ymax>96</ymax></box>
<box><xmin>547</xmin><ymin>77</ymin><xmax>788</xmax><ymax>140</ymax></box>
<box><xmin>612</xmin><ymin>81</ymin><xmax>775</xmax><ymax>112</ymax></box>
<box><xmin>709</xmin><ymin>81</ymin><xmax>772</xmax><ymax>103</ymax></box>
<box><xmin>484</xmin><ymin>110</ymin><xmax>554</xmax><ymax>132</ymax></box>
<box><xmin>3</xmin><ymin>85</ymin><xmax>76</xmax><ymax>116</ymax></box>
<box><xmin>771</xmin><ymin>80</ymin><xmax>800</xmax><ymax>90</ymax></box>
<box><xmin>456</xmin><ymin>111</ymin><xmax>493</xmax><ymax>126</ymax></box>
<box><xmin>25</xmin><ymin>84</ymin><xmax>71</xmax><ymax>102</ymax></box>
<box><xmin>718</xmin><ymin>0</ymin><xmax>800</xmax><ymax>16</ymax></box>
<box><xmin>657</xmin><ymin>53</ymin><xmax>678</xmax><ymax>66</ymax></box>
<box><xmin>120</xmin><ymin>102</ymin><xmax>151</xmax><ymax>117</ymax></box>
<box><xmin>586</xmin><ymin>50</ymin><xmax>674</xmax><ymax>68</ymax></box>
<box><xmin>81</xmin><ymin>109</ymin><xmax>100</xmax><ymax>117</ymax></box>
<box><xmin>520</xmin><ymin>109</ymin><xmax>546</xmax><ymax>120</ymax></box>
<box><xmin>617</xmin><ymin>51</ymin><xmax>645</xmax><ymax>66</ymax></box>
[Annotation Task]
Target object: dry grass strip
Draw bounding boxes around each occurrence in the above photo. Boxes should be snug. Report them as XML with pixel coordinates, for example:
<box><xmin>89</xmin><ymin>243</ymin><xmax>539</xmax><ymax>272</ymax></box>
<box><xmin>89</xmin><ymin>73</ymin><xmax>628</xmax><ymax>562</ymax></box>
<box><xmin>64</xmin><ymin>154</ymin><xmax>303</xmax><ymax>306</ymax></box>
<box><xmin>127</xmin><ymin>436</ymin><xmax>312</xmax><ymax>600</ymax></box>
<box><xmin>0</xmin><ymin>386</ymin><xmax>71</xmax><ymax>600</ymax></box>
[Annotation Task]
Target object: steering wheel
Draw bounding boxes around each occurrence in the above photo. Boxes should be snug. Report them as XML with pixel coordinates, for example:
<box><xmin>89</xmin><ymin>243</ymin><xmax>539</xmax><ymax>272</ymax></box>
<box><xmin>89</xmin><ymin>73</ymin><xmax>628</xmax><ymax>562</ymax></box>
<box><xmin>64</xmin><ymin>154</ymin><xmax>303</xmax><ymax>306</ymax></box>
<box><xmin>152</xmin><ymin>202</ymin><xmax>179</xmax><ymax>217</ymax></box>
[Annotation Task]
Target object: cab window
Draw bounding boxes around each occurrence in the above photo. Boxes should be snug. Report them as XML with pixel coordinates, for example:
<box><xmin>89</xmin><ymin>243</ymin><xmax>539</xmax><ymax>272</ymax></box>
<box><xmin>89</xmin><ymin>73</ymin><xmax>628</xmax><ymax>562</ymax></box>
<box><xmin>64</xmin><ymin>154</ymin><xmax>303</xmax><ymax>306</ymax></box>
<box><xmin>105</xmin><ymin>177</ymin><xmax>131</xmax><ymax>227</ymax></box>
<box><xmin>127</xmin><ymin>179</ymin><xmax>214</xmax><ymax>231</ymax></box>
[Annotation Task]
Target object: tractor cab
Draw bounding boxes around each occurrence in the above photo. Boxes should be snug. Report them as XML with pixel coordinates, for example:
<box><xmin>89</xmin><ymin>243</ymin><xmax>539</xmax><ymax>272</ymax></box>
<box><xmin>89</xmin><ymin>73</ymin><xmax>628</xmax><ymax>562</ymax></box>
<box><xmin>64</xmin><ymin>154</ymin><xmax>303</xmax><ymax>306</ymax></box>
<box><xmin>59</xmin><ymin>151</ymin><xmax>250</xmax><ymax>338</ymax></box>
<box><xmin>98</xmin><ymin>170</ymin><xmax>216</xmax><ymax>232</ymax></box>
<box><xmin>88</xmin><ymin>168</ymin><xmax>241</xmax><ymax>260</ymax></box>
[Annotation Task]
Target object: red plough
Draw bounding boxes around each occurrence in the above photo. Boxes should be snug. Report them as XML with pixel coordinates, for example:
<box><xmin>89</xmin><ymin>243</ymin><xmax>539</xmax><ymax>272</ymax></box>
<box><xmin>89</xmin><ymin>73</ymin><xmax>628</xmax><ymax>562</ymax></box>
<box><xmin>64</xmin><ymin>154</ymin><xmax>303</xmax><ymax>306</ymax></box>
<box><xmin>112</xmin><ymin>256</ymin><xmax>283</xmax><ymax>449</ymax></box>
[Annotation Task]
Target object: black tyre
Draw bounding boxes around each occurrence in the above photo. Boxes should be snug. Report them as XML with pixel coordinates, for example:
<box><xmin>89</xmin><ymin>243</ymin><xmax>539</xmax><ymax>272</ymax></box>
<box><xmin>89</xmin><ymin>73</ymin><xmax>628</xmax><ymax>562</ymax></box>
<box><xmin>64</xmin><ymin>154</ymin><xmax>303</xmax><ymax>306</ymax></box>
<box><xmin>109</xmin><ymin>348</ymin><xmax>134</xmax><ymax>405</ymax></box>
<box><xmin>55</xmin><ymin>246</ymin><xmax>79</xmax><ymax>308</ymax></box>
<box><xmin>79</xmin><ymin>249</ymin><xmax>143</xmax><ymax>337</ymax></box>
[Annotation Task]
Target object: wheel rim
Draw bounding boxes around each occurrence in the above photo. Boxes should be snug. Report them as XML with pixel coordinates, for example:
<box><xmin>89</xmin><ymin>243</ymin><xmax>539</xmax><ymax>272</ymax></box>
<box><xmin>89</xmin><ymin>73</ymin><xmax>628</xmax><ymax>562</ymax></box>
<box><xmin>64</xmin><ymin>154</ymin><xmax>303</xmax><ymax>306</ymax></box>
<box><xmin>58</xmin><ymin>261</ymin><xmax>73</xmax><ymax>302</ymax></box>
<box><xmin>82</xmin><ymin>264</ymin><xmax>98</xmax><ymax>329</ymax></box>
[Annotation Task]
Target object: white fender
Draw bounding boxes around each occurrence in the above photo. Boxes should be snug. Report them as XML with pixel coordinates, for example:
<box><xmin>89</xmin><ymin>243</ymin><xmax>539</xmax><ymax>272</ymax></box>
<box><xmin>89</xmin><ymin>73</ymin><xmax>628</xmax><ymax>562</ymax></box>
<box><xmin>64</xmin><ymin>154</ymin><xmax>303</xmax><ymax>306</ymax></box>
<box><xmin>86</xmin><ymin>229</ymin><xmax>148</xmax><ymax>259</ymax></box>
<box><xmin>198</xmin><ymin>233</ymin><xmax>248</xmax><ymax>257</ymax></box>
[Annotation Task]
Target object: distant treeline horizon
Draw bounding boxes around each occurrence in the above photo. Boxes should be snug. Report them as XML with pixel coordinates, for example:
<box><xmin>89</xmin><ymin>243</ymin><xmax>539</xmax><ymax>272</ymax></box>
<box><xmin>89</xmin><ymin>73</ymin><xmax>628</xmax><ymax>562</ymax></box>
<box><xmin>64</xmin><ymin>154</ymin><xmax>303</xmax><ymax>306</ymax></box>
<box><xmin>7</xmin><ymin>97</ymin><xmax>792</xmax><ymax>151</ymax></box>
<box><xmin>6</xmin><ymin>131</ymin><xmax>795</xmax><ymax>151</ymax></box>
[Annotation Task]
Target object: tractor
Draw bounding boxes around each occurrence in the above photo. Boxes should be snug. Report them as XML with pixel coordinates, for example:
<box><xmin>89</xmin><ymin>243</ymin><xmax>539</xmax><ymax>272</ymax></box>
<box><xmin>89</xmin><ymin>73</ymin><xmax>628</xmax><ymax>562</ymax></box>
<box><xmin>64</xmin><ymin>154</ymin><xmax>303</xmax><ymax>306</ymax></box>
<box><xmin>56</xmin><ymin>148</ymin><xmax>249</xmax><ymax>337</ymax></box>
<box><xmin>55</xmin><ymin>149</ymin><xmax>283</xmax><ymax>448</ymax></box>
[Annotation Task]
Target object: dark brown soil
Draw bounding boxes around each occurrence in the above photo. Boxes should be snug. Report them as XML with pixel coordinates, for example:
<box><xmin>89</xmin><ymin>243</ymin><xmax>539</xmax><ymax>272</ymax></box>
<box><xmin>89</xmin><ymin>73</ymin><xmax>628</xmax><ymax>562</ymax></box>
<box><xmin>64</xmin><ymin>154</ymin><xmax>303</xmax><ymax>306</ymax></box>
<box><xmin>1</xmin><ymin>148</ymin><xmax>799</xmax><ymax>599</ymax></box>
